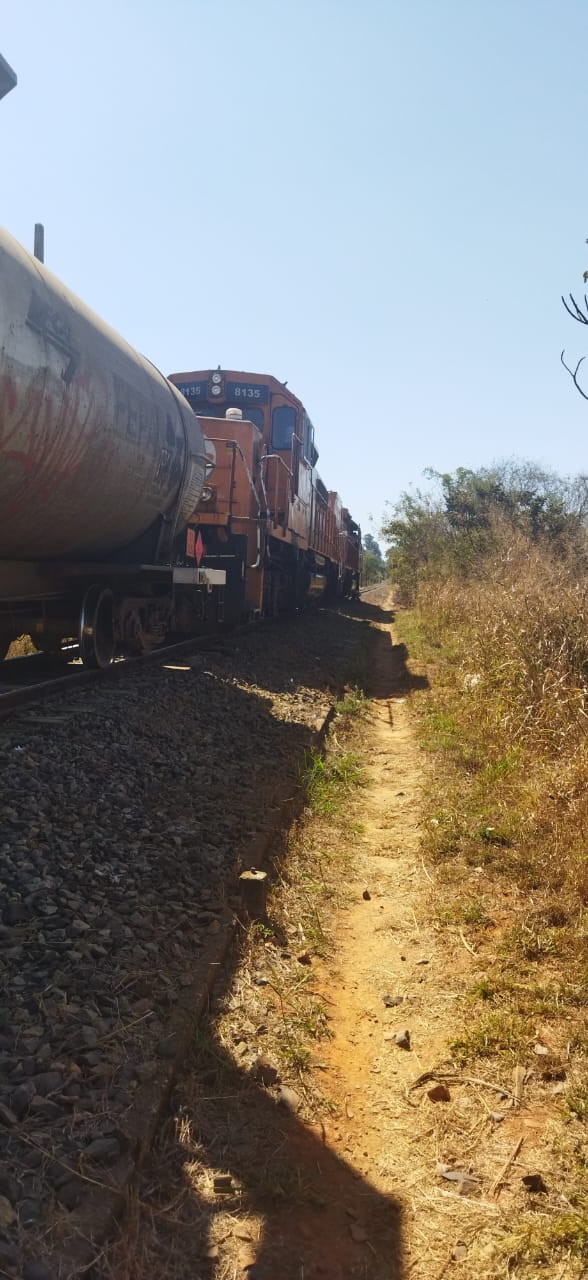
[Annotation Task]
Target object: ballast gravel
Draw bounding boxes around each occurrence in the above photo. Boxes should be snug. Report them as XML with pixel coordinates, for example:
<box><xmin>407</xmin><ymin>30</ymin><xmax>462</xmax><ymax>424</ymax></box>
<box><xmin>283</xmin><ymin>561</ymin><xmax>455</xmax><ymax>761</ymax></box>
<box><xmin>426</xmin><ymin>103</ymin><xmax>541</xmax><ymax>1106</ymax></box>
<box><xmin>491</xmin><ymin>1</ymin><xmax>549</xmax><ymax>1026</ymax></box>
<box><xmin>0</xmin><ymin>609</ymin><xmax>366</xmax><ymax>1275</ymax></box>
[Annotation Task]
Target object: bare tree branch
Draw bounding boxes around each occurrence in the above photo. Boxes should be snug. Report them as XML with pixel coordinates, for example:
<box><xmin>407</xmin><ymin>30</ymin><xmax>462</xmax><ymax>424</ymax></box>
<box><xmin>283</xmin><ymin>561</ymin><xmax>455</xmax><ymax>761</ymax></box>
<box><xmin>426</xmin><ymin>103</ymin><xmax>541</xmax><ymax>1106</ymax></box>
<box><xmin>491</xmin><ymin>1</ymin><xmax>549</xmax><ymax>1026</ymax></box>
<box><xmin>561</xmin><ymin>350</ymin><xmax>588</xmax><ymax>400</ymax></box>
<box><xmin>562</xmin><ymin>293</ymin><xmax>588</xmax><ymax>324</ymax></box>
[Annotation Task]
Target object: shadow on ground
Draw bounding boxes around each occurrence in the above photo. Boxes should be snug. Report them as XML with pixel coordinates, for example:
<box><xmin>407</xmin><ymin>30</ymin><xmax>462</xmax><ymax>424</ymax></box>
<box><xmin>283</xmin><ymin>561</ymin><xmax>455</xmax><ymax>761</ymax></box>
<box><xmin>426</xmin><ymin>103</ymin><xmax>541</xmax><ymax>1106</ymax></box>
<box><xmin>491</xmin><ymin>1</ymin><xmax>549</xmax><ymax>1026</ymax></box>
<box><xmin>222</xmin><ymin>601</ymin><xmax>430</xmax><ymax>704</ymax></box>
<box><xmin>92</xmin><ymin>596</ymin><xmax>427</xmax><ymax>1278</ymax></box>
<box><xmin>113</xmin><ymin>1024</ymin><xmax>405</xmax><ymax>1279</ymax></box>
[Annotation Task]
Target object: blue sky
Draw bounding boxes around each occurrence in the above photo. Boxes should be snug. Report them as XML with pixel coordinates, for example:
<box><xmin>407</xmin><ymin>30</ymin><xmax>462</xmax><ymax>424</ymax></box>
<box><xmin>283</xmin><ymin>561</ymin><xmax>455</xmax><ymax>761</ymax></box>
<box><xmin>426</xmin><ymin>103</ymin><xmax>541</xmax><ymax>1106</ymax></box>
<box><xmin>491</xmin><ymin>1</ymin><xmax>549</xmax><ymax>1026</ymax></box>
<box><xmin>3</xmin><ymin>0</ymin><xmax>588</xmax><ymax>542</ymax></box>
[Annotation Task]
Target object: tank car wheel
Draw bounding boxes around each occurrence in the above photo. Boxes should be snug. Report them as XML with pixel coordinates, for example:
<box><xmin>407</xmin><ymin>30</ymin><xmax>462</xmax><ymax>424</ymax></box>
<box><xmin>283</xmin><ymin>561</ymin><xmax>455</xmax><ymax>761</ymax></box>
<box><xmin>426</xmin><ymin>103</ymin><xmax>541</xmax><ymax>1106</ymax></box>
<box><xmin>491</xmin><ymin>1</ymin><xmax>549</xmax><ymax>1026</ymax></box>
<box><xmin>79</xmin><ymin>586</ymin><xmax>116</xmax><ymax>668</ymax></box>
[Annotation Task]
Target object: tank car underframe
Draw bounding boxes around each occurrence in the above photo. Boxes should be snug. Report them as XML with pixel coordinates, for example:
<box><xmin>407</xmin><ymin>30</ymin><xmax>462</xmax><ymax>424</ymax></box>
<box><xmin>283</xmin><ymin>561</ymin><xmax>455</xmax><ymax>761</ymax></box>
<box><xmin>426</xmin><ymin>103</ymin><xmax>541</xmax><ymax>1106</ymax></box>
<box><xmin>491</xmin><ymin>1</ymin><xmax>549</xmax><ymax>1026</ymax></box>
<box><xmin>0</xmin><ymin>560</ymin><xmax>224</xmax><ymax>667</ymax></box>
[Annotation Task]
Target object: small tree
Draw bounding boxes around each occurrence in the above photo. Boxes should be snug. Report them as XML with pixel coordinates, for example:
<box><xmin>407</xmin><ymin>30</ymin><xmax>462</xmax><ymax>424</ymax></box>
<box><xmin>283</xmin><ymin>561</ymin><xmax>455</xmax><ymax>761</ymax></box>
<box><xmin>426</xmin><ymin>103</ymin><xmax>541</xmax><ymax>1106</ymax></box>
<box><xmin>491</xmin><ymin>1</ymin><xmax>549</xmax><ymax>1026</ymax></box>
<box><xmin>381</xmin><ymin>462</ymin><xmax>588</xmax><ymax>603</ymax></box>
<box><xmin>363</xmin><ymin>533</ymin><xmax>383</xmax><ymax>559</ymax></box>
<box><xmin>381</xmin><ymin>488</ymin><xmax>447</xmax><ymax>601</ymax></box>
<box><xmin>561</xmin><ymin>238</ymin><xmax>588</xmax><ymax>398</ymax></box>
<box><xmin>362</xmin><ymin>534</ymin><xmax>385</xmax><ymax>585</ymax></box>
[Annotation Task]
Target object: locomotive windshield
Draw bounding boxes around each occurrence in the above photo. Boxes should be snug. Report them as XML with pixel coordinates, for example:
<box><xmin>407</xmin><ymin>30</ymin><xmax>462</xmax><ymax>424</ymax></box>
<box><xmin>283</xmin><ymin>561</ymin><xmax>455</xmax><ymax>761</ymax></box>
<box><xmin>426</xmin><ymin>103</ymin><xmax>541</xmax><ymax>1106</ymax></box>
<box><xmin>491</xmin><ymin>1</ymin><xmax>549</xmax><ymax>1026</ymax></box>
<box><xmin>271</xmin><ymin>405</ymin><xmax>296</xmax><ymax>450</ymax></box>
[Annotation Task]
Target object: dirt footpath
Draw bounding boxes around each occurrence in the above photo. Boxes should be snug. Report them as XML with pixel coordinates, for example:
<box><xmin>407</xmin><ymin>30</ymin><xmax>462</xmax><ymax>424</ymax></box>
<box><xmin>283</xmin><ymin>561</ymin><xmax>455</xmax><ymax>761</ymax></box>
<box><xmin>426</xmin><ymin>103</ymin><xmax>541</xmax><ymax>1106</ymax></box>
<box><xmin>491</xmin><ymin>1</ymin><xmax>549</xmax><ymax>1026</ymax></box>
<box><xmin>104</xmin><ymin>593</ymin><xmax>568</xmax><ymax>1280</ymax></box>
<box><xmin>298</xmin><ymin>600</ymin><xmax>566</xmax><ymax>1279</ymax></box>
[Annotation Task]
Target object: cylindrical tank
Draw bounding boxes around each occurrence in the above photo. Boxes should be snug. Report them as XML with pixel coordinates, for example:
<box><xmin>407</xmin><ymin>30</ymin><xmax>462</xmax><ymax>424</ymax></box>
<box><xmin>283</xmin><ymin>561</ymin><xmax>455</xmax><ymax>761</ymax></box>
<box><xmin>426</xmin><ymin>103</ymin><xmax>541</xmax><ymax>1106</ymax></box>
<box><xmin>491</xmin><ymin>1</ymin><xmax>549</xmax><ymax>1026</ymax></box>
<box><xmin>0</xmin><ymin>226</ymin><xmax>207</xmax><ymax>560</ymax></box>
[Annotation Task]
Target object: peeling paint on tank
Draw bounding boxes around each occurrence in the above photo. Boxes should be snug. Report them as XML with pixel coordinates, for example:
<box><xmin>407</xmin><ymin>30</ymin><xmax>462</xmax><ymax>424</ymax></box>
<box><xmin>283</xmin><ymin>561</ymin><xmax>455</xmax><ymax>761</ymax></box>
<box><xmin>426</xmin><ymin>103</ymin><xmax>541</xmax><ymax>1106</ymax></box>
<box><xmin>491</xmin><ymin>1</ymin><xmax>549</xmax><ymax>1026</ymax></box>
<box><xmin>0</xmin><ymin>225</ymin><xmax>207</xmax><ymax>560</ymax></box>
<box><xmin>0</xmin><ymin>371</ymin><xmax>91</xmax><ymax>489</ymax></box>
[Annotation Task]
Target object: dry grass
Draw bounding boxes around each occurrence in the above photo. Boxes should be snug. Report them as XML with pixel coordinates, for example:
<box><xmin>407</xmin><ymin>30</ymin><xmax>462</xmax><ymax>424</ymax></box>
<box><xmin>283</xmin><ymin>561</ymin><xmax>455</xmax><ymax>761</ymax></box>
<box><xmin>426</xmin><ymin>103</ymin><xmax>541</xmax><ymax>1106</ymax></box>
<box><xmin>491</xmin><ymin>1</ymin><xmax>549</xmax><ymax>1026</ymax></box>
<box><xmin>5</xmin><ymin>633</ymin><xmax>37</xmax><ymax>657</ymax></box>
<box><xmin>396</xmin><ymin>536</ymin><xmax>588</xmax><ymax>1274</ymax></box>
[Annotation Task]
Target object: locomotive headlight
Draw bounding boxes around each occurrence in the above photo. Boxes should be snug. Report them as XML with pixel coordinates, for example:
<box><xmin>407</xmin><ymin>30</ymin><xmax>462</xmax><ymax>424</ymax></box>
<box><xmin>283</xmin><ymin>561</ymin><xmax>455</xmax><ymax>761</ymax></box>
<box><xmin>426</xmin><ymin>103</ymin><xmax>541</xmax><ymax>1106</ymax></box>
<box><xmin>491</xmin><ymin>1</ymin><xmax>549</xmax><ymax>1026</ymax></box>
<box><xmin>211</xmin><ymin>372</ymin><xmax>222</xmax><ymax>385</ymax></box>
<box><xmin>211</xmin><ymin>385</ymin><xmax>221</xmax><ymax>396</ymax></box>
<box><xmin>200</xmin><ymin>485</ymin><xmax>214</xmax><ymax>502</ymax></box>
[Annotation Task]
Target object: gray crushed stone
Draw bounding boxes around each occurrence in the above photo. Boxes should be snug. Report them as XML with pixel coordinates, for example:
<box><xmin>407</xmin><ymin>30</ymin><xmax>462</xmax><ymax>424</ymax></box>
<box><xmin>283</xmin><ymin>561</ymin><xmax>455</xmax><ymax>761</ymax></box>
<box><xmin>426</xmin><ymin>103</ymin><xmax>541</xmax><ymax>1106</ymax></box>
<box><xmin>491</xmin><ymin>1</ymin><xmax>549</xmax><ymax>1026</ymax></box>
<box><xmin>0</xmin><ymin>609</ymin><xmax>364</xmax><ymax>1274</ymax></box>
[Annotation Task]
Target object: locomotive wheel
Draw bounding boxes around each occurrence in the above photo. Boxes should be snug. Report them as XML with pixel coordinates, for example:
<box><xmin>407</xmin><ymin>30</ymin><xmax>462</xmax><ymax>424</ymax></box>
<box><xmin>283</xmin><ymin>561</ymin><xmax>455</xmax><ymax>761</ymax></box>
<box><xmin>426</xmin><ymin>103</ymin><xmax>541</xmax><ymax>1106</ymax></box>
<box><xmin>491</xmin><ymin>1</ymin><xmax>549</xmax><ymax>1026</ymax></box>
<box><xmin>79</xmin><ymin>586</ymin><xmax>116</xmax><ymax>668</ymax></box>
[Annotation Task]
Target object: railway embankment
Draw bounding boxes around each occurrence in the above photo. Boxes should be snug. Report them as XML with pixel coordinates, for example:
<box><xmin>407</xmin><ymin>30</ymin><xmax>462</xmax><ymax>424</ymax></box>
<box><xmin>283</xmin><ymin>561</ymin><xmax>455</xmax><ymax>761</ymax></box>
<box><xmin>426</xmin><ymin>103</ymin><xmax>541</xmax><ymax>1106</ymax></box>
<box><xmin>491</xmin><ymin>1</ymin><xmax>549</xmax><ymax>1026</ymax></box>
<box><xmin>100</xmin><ymin>584</ymin><xmax>586</xmax><ymax>1280</ymax></box>
<box><xmin>2</xmin><ymin>582</ymin><xmax>586</xmax><ymax>1278</ymax></box>
<box><xmin>0</xmin><ymin>606</ymin><xmax>372</xmax><ymax>1278</ymax></box>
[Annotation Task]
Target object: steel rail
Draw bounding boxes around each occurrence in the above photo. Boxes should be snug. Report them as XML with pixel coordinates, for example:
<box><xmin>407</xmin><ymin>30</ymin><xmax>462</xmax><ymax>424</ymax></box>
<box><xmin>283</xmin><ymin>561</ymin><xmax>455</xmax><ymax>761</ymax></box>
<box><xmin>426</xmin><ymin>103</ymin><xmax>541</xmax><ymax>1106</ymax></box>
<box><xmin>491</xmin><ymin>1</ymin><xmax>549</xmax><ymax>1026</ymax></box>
<box><xmin>0</xmin><ymin>588</ymin><xmax>369</xmax><ymax>721</ymax></box>
<box><xmin>0</xmin><ymin>631</ymin><xmax>239</xmax><ymax>720</ymax></box>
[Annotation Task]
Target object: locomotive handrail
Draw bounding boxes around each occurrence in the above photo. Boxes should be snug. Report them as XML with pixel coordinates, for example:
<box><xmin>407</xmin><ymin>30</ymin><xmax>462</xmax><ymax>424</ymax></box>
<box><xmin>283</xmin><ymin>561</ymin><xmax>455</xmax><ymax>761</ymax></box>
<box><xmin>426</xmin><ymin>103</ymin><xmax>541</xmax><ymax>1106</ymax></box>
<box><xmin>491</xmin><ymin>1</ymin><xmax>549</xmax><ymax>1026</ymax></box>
<box><xmin>206</xmin><ymin>436</ymin><xmax>264</xmax><ymax>567</ymax></box>
<box><xmin>206</xmin><ymin>437</ymin><xmax>263</xmax><ymax>514</ymax></box>
<box><xmin>261</xmin><ymin>453</ymin><xmax>293</xmax><ymax>479</ymax></box>
<box><xmin>260</xmin><ymin>452</ymin><xmax>293</xmax><ymax>530</ymax></box>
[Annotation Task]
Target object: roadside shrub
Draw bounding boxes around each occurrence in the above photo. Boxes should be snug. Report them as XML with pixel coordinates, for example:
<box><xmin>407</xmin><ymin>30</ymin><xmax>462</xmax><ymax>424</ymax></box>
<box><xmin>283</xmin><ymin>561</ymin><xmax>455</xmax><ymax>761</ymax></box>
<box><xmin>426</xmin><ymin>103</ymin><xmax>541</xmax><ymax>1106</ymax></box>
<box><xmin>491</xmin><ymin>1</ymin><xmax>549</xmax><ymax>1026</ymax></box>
<box><xmin>418</xmin><ymin>536</ymin><xmax>588</xmax><ymax>750</ymax></box>
<box><xmin>410</xmin><ymin>530</ymin><xmax>588</xmax><ymax>908</ymax></box>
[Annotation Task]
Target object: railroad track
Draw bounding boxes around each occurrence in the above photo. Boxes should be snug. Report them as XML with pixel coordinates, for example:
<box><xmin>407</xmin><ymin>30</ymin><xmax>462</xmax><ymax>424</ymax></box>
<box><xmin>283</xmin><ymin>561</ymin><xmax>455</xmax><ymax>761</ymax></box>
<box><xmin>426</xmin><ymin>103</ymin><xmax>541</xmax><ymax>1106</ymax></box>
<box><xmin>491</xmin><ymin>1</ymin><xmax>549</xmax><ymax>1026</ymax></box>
<box><xmin>0</xmin><ymin>632</ymin><xmax>233</xmax><ymax>719</ymax></box>
<box><xmin>0</xmin><ymin>591</ymin><xmax>374</xmax><ymax>719</ymax></box>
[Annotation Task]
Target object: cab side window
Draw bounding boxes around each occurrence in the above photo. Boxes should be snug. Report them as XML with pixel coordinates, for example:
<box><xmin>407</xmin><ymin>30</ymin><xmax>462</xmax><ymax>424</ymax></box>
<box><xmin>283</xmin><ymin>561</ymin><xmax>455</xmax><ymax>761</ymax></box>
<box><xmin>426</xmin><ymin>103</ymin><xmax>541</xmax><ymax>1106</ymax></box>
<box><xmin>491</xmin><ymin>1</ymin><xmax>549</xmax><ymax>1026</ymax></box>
<box><xmin>272</xmin><ymin>405</ymin><xmax>296</xmax><ymax>450</ymax></box>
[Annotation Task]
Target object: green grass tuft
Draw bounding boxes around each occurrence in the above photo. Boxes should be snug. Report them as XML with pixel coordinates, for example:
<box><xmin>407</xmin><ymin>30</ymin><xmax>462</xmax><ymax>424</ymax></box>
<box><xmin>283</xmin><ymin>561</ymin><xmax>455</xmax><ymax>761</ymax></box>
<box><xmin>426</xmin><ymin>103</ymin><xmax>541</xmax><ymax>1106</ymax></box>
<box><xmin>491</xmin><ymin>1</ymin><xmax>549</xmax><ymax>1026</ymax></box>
<box><xmin>301</xmin><ymin>750</ymin><xmax>365</xmax><ymax>815</ymax></box>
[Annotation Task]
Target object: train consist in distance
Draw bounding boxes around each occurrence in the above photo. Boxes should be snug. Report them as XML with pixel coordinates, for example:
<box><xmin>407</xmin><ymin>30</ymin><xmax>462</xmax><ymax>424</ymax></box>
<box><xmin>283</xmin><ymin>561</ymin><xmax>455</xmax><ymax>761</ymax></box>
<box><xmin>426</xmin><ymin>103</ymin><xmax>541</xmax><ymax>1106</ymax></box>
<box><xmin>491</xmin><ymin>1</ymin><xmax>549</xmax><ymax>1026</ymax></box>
<box><xmin>169</xmin><ymin>368</ymin><xmax>361</xmax><ymax>622</ymax></box>
<box><xmin>0</xmin><ymin>225</ymin><xmax>360</xmax><ymax>666</ymax></box>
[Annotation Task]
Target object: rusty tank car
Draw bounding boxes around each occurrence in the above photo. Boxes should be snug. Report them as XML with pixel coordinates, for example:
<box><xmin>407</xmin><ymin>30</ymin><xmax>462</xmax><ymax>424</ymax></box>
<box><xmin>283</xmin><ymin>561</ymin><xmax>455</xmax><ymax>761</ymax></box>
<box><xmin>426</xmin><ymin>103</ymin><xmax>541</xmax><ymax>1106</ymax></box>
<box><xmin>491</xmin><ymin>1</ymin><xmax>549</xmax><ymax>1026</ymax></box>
<box><xmin>0</xmin><ymin>226</ymin><xmax>223</xmax><ymax>665</ymax></box>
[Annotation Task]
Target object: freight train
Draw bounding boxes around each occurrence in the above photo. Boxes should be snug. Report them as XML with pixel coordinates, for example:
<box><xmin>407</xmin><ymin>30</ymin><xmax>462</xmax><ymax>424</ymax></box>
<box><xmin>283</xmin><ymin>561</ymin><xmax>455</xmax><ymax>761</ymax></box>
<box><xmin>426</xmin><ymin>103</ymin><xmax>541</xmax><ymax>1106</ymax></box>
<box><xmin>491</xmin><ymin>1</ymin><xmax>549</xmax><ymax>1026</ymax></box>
<box><xmin>0</xmin><ymin>226</ymin><xmax>360</xmax><ymax>666</ymax></box>
<box><xmin>168</xmin><ymin>368</ymin><xmax>361</xmax><ymax>621</ymax></box>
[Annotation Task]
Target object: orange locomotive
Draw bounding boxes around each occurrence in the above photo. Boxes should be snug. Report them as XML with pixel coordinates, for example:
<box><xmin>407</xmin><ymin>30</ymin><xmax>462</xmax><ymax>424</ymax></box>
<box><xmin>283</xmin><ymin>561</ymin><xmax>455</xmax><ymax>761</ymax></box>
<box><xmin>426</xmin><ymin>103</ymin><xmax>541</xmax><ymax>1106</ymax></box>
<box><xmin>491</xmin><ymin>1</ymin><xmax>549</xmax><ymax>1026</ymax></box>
<box><xmin>168</xmin><ymin>368</ymin><xmax>360</xmax><ymax>621</ymax></box>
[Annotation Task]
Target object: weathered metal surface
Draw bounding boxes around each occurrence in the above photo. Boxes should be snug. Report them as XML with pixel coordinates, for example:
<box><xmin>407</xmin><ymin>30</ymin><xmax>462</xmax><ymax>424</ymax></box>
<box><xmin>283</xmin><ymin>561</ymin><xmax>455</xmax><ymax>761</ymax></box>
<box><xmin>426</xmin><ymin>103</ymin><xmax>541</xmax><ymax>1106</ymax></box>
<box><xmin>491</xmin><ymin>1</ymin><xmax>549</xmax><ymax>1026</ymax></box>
<box><xmin>0</xmin><ymin>226</ymin><xmax>207</xmax><ymax>560</ymax></box>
